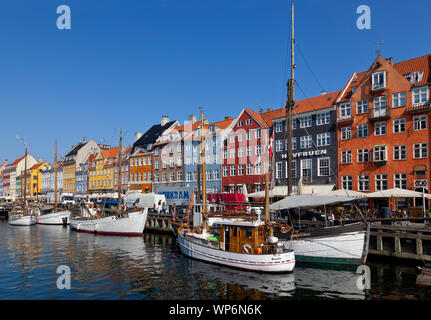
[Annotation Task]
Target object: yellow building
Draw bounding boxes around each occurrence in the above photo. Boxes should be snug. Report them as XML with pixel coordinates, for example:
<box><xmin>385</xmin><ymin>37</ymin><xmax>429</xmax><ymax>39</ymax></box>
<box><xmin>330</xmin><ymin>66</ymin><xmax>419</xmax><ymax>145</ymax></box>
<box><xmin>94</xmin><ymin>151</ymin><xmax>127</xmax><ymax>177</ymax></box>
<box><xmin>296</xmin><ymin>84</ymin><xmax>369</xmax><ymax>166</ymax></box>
<box><xmin>25</xmin><ymin>162</ymin><xmax>49</xmax><ymax>198</ymax></box>
<box><xmin>88</xmin><ymin>147</ymin><xmax>119</xmax><ymax>193</ymax></box>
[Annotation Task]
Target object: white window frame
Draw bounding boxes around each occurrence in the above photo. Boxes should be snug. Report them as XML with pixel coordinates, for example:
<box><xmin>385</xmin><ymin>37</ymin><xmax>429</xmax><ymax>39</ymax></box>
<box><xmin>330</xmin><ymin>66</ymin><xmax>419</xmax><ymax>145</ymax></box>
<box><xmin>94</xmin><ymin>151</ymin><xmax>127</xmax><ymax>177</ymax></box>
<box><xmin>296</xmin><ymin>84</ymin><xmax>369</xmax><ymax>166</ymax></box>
<box><xmin>374</xmin><ymin>121</ymin><xmax>386</xmax><ymax>136</ymax></box>
<box><xmin>357</xmin><ymin>100</ymin><xmax>369</xmax><ymax>114</ymax></box>
<box><xmin>317</xmin><ymin>157</ymin><xmax>330</xmax><ymax>177</ymax></box>
<box><xmin>341</xmin><ymin>127</ymin><xmax>352</xmax><ymax>140</ymax></box>
<box><xmin>392</xmin><ymin>92</ymin><xmax>406</xmax><ymax>108</ymax></box>
<box><xmin>393</xmin><ymin>118</ymin><xmax>406</xmax><ymax>133</ymax></box>
<box><xmin>339</xmin><ymin>103</ymin><xmax>352</xmax><ymax>119</ymax></box>
<box><xmin>393</xmin><ymin>145</ymin><xmax>407</xmax><ymax>161</ymax></box>
<box><xmin>372</xmin><ymin>71</ymin><xmax>386</xmax><ymax>90</ymax></box>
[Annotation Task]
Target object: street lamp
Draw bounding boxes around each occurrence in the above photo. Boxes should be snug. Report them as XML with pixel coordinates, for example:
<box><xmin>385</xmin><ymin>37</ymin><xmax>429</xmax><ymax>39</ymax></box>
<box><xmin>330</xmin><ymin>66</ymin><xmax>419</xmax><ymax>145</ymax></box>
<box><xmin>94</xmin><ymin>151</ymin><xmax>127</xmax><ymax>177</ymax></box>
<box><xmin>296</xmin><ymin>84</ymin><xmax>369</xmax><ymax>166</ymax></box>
<box><xmin>16</xmin><ymin>135</ymin><xmax>27</xmax><ymax>206</ymax></box>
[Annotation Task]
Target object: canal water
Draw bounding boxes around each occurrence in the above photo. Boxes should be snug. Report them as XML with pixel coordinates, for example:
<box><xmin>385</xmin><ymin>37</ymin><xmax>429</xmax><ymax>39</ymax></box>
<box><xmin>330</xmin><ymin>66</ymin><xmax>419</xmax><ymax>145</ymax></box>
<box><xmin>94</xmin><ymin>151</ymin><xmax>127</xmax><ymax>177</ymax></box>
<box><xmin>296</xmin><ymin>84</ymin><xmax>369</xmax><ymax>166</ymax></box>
<box><xmin>0</xmin><ymin>221</ymin><xmax>430</xmax><ymax>300</ymax></box>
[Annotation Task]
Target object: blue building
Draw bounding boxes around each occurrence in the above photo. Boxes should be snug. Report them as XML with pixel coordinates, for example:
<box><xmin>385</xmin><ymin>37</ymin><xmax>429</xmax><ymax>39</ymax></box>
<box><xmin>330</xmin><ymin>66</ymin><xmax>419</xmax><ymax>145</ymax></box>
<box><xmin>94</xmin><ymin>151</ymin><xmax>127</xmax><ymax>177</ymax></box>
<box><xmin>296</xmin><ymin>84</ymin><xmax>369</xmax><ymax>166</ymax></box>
<box><xmin>184</xmin><ymin>117</ymin><xmax>235</xmax><ymax>196</ymax></box>
<box><xmin>76</xmin><ymin>162</ymin><xmax>89</xmax><ymax>195</ymax></box>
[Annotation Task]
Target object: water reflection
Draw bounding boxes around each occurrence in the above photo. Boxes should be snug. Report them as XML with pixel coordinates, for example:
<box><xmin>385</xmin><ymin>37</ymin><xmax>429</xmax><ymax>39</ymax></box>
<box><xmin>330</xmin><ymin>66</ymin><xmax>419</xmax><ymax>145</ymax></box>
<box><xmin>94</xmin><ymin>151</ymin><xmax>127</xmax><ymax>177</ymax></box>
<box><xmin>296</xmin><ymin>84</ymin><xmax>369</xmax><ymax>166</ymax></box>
<box><xmin>1</xmin><ymin>221</ymin><xmax>431</xmax><ymax>300</ymax></box>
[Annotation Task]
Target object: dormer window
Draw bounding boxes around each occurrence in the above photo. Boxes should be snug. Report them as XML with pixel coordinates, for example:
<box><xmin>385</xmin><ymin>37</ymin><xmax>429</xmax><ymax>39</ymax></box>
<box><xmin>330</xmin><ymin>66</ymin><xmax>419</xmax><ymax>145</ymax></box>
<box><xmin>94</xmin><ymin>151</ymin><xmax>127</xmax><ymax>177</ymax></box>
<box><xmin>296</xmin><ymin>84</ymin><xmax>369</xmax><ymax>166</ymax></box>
<box><xmin>372</xmin><ymin>71</ymin><xmax>386</xmax><ymax>90</ymax></box>
<box><xmin>410</xmin><ymin>71</ymin><xmax>424</xmax><ymax>84</ymax></box>
<box><xmin>209</xmin><ymin>125</ymin><xmax>216</xmax><ymax>133</ymax></box>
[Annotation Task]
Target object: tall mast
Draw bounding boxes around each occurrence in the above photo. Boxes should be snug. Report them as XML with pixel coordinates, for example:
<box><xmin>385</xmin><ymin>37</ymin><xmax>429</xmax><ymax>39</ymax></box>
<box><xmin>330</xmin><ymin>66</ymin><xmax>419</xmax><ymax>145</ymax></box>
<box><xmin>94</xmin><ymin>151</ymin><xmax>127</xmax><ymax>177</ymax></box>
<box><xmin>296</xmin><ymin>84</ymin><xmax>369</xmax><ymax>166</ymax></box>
<box><xmin>54</xmin><ymin>140</ymin><xmax>58</xmax><ymax>212</ymax></box>
<box><xmin>23</xmin><ymin>144</ymin><xmax>27</xmax><ymax>206</ymax></box>
<box><xmin>200</xmin><ymin>108</ymin><xmax>207</xmax><ymax>217</ymax></box>
<box><xmin>285</xmin><ymin>2</ymin><xmax>295</xmax><ymax>196</ymax></box>
<box><xmin>264</xmin><ymin>128</ymin><xmax>270</xmax><ymax>224</ymax></box>
<box><xmin>118</xmin><ymin>129</ymin><xmax>122</xmax><ymax>203</ymax></box>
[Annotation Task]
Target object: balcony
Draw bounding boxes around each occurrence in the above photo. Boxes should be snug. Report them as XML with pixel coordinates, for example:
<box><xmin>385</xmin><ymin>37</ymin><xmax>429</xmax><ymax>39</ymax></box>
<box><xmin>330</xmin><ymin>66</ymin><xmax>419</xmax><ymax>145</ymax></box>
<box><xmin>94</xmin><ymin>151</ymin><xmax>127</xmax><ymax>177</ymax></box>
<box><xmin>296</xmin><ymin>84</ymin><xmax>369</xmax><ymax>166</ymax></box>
<box><xmin>368</xmin><ymin>106</ymin><xmax>390</xmax><ymax>121</ymax></box>
<box><xmin>406</xmin><ymin>103</ymin><xmax>431</xmax><ymax>114</ymax></box>
<box><xmin>336</xmin><ymin>116</ymin><xmax>354</xmax><ymax>125</ymax></box>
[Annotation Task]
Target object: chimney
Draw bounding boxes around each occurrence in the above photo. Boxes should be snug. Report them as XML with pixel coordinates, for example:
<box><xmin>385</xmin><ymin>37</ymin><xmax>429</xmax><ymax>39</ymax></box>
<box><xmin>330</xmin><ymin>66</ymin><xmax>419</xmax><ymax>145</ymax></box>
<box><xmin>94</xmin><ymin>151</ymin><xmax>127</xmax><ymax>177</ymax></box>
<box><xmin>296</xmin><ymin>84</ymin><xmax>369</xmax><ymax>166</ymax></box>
<box><xmin>134</xmin><ymin>132</ymin><xmax>143</xmax><ymax>142</ymax></box>
<box><xmin>37</xmin><ymin>157</ymin><xmax>43</xmax><ymax>163</ymax></box>
<box><xmin>188</xmin><ymin>115</ymin><xmax>197</xmax><ymax>124</ymax></box>
<box><xmin>266</xmin><ymin>108</ymin><xmax>272</xmax><ymax>112</ymax></box>
<box><xmin>161</xmin><ymin>115</ymin><xmax>170</xmax><ymax>126</ymax></box>
<box><xmin>224</xmin><ymin>116</ymin><xmax>232</xmax><ymax>120</ymax></box>
<box><xmin>258</xmin><ymin>107</ymin><xmax>263</xmax><ymax>113</ymax></box>
<box><xmin>320</xmin><ymin>90</ymin><xmax>327</xmax><ymax>95</ymax></box>
<box><xmin>386</xmin><ymin>57</ymin><xmax>393</xmax><ymax>65</ymax></box>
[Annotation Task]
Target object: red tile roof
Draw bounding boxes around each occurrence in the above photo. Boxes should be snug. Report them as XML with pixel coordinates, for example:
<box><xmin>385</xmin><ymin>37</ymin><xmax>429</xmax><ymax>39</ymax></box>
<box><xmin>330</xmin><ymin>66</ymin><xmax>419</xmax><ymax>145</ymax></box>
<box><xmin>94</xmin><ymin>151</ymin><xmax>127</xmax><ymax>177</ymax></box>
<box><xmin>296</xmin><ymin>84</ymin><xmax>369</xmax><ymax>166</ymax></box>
<box><xmin>11</xmin><ymin>155</ymin><xmax>25</xmax><ymax>165</ymax></box>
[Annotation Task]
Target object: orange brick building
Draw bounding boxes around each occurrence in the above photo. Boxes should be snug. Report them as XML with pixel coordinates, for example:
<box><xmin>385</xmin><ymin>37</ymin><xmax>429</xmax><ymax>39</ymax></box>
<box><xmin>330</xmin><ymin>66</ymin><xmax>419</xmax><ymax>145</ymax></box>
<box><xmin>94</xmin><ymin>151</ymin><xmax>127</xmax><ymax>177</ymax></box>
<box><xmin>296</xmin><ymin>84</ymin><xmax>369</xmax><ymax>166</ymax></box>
<box><xmin>336</xmin><ymin>54</ymin><xmax>431</xmax><ymax>208</ymax></box>
<box><xmin>129</xmin><ymin>149</ymin><xmax>153</xmax><ymax>193</ymax></box>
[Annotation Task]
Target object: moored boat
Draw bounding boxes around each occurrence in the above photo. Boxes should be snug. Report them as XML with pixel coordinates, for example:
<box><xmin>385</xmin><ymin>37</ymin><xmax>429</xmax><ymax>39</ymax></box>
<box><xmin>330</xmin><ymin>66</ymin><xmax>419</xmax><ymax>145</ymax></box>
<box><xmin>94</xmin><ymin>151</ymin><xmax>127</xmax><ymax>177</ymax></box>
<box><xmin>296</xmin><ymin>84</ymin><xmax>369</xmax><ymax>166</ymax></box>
<box><xmin>37</xmin><ymin>209</ymin><xmax>70</xmax><ymax>225</ymax></box>
<box><xmin>9</xmin><ymin>214</ymin><xmax>36</xmax><ymax>226</ymax></box>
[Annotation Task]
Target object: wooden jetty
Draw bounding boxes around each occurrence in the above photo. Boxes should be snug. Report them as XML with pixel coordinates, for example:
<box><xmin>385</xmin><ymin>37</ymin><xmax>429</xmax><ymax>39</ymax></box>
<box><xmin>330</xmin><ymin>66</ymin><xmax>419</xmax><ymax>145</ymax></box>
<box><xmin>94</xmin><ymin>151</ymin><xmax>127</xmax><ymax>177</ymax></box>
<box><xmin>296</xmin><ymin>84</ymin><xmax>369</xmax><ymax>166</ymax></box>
<box><xmin>369</xmin><ymin>221</ymin><xmax>431</xmax><ymax>263</ymax></box>
<box><xmin>145</xmin><ymin>212</ymin><xmax>177</xmax><ymax>233</ymax></box>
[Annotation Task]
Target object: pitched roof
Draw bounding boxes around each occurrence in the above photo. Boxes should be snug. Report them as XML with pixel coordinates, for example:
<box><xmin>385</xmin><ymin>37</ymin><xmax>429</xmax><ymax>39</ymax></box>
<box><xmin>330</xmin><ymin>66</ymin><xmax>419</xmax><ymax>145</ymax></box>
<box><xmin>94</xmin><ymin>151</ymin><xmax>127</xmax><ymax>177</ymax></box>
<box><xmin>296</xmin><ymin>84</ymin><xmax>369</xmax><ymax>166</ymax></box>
<box><xmin>30</xmin><ymin>163</ymin><xmax>47</xmax><ymax>170</ymax></box>
<box><xmin>133</xmin><ymin>120</ymin><xmax>177</xmax><ymax>150</ymax></box>
<box><xmin>337</xmin><ymin>53</ymin><xmax>431</xmax><ymax>102</ymax></box>
<box><xmin>101</xmin><ymin>146</ymin><xmax>120</xmax><ymax>159</ymax></box>
<box><xmin>65</xmin><ymin>142</ymin><xmax>85</xmax><ymax>157</ymax></box>
<box><xmin>11</xmin><ymin>155</ymin><xmax>25</xmax><ymax>165</ymax></box>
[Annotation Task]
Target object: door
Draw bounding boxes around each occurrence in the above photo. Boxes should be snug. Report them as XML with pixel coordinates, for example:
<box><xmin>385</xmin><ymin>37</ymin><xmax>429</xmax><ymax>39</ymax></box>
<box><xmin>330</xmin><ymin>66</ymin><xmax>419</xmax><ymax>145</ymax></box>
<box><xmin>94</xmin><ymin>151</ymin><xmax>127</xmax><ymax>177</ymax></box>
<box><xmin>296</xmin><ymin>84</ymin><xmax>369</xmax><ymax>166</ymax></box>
<box><xmin>224</xmin><ymin>226</ymin><xmax>230</xmax><ymax>251</ymax></box>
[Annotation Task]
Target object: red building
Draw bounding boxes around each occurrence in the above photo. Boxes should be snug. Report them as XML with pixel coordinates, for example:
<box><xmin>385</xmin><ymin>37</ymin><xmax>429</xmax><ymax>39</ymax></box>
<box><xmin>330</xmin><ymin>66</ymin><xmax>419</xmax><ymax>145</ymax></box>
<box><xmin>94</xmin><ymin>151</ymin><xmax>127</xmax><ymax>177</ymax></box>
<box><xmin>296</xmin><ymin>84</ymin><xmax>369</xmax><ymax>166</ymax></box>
<box><xmin>222</xmin><ymin>107</ymin><xmax>284</xmax><ymax>194</ymax></box>
<box><xmin>336</xmin><ymin>54</ymin><xmax>431</xmax><ymax>208</ymax></box>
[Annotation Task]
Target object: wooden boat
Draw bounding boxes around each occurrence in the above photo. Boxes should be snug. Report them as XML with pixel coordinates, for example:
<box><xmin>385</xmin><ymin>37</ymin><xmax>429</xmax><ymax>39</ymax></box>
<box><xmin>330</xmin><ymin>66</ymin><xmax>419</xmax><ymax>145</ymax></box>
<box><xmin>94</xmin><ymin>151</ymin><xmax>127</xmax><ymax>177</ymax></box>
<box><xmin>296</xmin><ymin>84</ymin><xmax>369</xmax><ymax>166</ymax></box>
<box><xmin>9</xmin><ymin>213</ymin><xmax>36</xmax><ymax>226</ymax></box>
<box><xmin>69</xmin><ymin>130</ymin><xmax>148</xmax><ymax>236</ymax></box>
<box><xmin>176</xmin><ymin>108</ymin><xmax>295</xmax><ymax>273</ymax></box>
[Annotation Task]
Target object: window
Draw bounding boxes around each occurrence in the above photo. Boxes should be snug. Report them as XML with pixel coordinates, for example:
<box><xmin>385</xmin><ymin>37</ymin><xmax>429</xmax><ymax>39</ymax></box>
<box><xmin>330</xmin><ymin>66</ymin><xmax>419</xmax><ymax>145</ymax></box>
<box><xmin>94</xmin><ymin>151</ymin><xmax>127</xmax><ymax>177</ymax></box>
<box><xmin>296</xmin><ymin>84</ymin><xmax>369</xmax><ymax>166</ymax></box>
<box><xmin>256</xmin><ymin>145</ymin><xmax>262</xmax><ymax>155</ymax></box>
<box><xmin>374</xmin><ymin>122</ymin><xmax>386</xmax><ymax>136</ymax></box>
<box><xmin>292</xmin><ymin>137</ymin><xmax>297</xmax><ymax>150</ymax></box>
<box><xmin>300</xmin><ymin>159</ymin><xmax>312</xmax><ymax>182</ymax></box>
<box><xmin>341</xmin><ymin>127</ymin><xmax>352</xmax><ymax>140</ymax></box>
<box><xmin>316</xmin><ymin>133</ymin><xmax>330</xmax><ymax>146</ymax></box>
<box><xmin>414</xmin><ymin>143</ymin><xmax>428</xmax><ymax>159</ymax></box>
<box><xmin>169</xmin><ymin>158</ymin><xmax>175</xmax><ymax>168</ymax></box>
<box><xmin>300</xmin><ymin>116</ymin><xmax>312</xmax><ymax>128</ymax></box>
<box><xmin>342</xmin><ymin>176</ymin><xmax>353</xmax><ymax>190</ymax></box>
<box><xmin>412</xmin><ymin>86</ymin><xmax>429</xmax><ymax>106</ymax></box>
<box><xmin>155</xmin><ymin>160</ymin><xmax>159</xmax><ymax>170</ymax></box>
<box><xmin>291</xmin><ymin>160</ymin><xmax>297</xmax><ymax>178</ymax></box>
<box><xmin>393</xmin><ymin>118</ymin><xmax>406</xmax><ymax>133</ymax></box>
<box><xmin>238</xmin><ymin>147</ymin><xmax>244</xmax><ymax>157</ymax></box>
<box><xmin>238</xmin><ymin>165</ymin><xmax>244</xmax><ymax>176</ymax></box>
<box><xmin>372</xmin><ymin>71</ymin><xmax>386</xmax><ymax>90</ymax></box>
<box><xmin>393</xmin><ymin>145</ymin><xmax>407</xmax><ymax>160</ymax></box>
<box><xmin>358</xmin><ymin>175</ymin><xmax>369</xmax><ymax>191</ymax></box>
<box><xmin>318</xmin><ymin>157</ymin><xmax>330</xmax><ymax>176</ymax></box>
<box><xmin>246</xmin><ymin>146</ymin><xmax>252</xmax><ymax>156</ymax></box>
<box><xmin>357</xmin><ymin>124</ymin><xmax>368</xmax><ymax>138</ymax></box>
<box><xmin>373</xmin><ymin>96</ymin><xmax>387</xmax><ymax>117</ymax></box>
<box><xmin>230</xmin><ymin>149</ymin><xmax>235</xmax><ymax>158</ymax></box>
<box><xmin>162</xmin><ymin>160</ymin><xmax>167</xmax><ymax>169</ymax></box>
<box><xmin>177</xmin><ymin>171</ymin><xmax>183</xmax><ymax>181</ymax></box>
<box><xmin>223</xmin><ymin>149</ymin><xmax>228</xmax><ymax>159</ymax></box>
<box><xmin>375</xmin><ymin>174</ymin><xmax>388</xmax><ymax>190</ymax></box>
<box><xmin>230</xmin><ymin>135</ymin><xmax>235</xmax><ymax>143</ymax></box>
<box><xmin>170</xmin><ymin>172</ymin><xmax>175</xmax><ymax>182</ymax></box>
<box><xmin>223</xmin><ymin>166</ymin><xmax>228</xmax><ymax>177</ymax></box>
<box><xmin>373</xmin><ymin>146</ymin><xmax>387</xmax><ymax>162</ymax></box>
<box><xmin>392</xmin><ymin>93</ymin><xmax>406</xmax><ymax>108</ymax></box>
<box><xmin>230</xmin><ymin>166</ymin><xmax>236</xmax><ymax>176</ymax></box>
<box><xmin>206</xmin><ymin>170</ymin><xmax>212</xmax><ymax>181</ymax></box>
<box><xmin>275</xmin><ymin>139</ymin><xmax>283</xmax><ymax>152</ymax></box>
<box><xmin>357</xmin><ymin>100</ymin><xmax>369</xmax><ymax>114</ymax></box>
<box><xmin>358</xmin><ymin>149</ymin><xmax>369</xmax><ymax>163</ymax></box>
<box><xmin>246</xmin><ymin>164</ymin><xmax>253</xmax><ymax>175</ymax></box>
<box><xmin>255</xmin><ymin>162</ymin><xmax>262</xmax><ymax>174</ymax></box>
<box><xmin>246</xmin><ymin>119</ymin><xmax>252</xmax><ymax>125</ymax></box>
<box><xmin>155</xmin><ymin>148</ymin><xmax>159</xmax><ymax>156</ymax></box>
<box><xmin>256</xmin><ymin>129</ymin><xmax>261</xmax><ymax>139</ymax></box>
<box><xmin>246</xmin><ymin>131</ymin><xmax>251</xmax><ymax>140</ymax></box>
<box><xmin>276</xmin><ymin>162</ymin><xmax>283</xmax><ymax>179</ymax></box>
<box><xmin>213</xmin><ymin>170</ymin><xmax>220</xmax><ymax>180</ymax></box>
<box><xmin>394</xmin><ymin>173</ymin><xmax>407</xmax><ymax>189</ymax></box>
<box><xmin>341</xmin><ymin>150</ymin><xmax>352</xmax><ymax>164</ymax></box>
<box><xmin>237</xmin><ymin>120</ymin><xmax>244</xmax><ymax>127</ymax></box>
<box><xmin>162</xmin><ymin>173</ymin><xmax>167</xmax><ymax>182</ymax></box>
<box><xmin>238</xmin><ymin>133</ymin><xmax>243</xmax><ymax>142</ymax></box>
<box><xmin>316</xmin><ymin>112</ymin><xmax>330</xmax><ymax>125</ymax></box>
<box><xmin>300</xmin><ymin>136</ymin><xmax>312</xmax><ymax>149</ymax></box>
<box><xmin>275</xmin><ymin>121</ymin><xmax>283</xmax><ymax>133</ymax></box>
<box><xmin>414</xmin><ymin>115</ymin><xmax>427</xmax><ymax>130</ymax></box>
<box><xmin>339</xmin><ymin>103</ymin><xmax>352</xmax><ymax>119</ymax></box>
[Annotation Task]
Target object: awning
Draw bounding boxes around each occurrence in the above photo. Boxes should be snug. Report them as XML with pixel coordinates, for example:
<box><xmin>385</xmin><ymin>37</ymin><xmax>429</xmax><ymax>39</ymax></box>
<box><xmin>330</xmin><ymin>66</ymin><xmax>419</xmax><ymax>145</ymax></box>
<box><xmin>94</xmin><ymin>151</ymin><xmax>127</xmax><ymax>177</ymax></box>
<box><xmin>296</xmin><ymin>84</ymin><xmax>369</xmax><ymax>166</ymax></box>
<box><xmin>366</xmin><ymin>188</ymin><xmax>431</xmax><ymax>199</ymax></box>
<box><xmin>248</xmin><ymin>184</ymin><xmax>335</xmax><ymax>198</ymax></box>
<box><xmin>319</xmin><ymin>189</ymin><xmax>367</xmax><ymax>198</ymax></box>
<box><xmin>270</xmin><ymin>194</ymin><xmax>358</xmax><ymax>211</ymax></box>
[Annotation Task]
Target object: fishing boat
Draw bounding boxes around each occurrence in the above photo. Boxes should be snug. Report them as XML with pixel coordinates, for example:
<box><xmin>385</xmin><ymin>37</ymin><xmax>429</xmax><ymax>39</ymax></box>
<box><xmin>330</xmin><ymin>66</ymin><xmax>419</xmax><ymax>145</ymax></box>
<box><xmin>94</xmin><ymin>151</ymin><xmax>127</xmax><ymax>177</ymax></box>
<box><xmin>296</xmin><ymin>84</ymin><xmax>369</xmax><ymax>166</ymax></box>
<box><xmin>176</xmin><ymin>108</ymin><xmax>295</xmax><ymax>273</ymax></box>
<box><xmin>36</xmin><ymin>141</ymin><xmax>71</xmax><ymax>225</ymax></box>
<box><xmin>69</xmin><ymin>130</ymin><xmax>148</xmax><ymax>236</ymax></box>
<box><xmin>270</xmin><ymin>3</ymin><xmax>369</xmax><ymax>265</ymax></box>
<box><xmin>9</xmin><ymin>137</ymin><xmax>36</xmax><ymax>226</ymax></box>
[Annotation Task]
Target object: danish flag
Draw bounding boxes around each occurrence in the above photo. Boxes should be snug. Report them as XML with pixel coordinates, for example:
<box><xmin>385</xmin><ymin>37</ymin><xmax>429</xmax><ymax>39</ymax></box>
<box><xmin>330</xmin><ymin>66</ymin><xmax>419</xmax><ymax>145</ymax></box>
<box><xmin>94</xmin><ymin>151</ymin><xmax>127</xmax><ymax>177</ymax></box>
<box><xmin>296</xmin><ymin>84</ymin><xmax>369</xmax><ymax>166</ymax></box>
<box><xmin>268</xmin><ymin>130</ymin><xmax>274</xmax><ymax>158</ymax></box>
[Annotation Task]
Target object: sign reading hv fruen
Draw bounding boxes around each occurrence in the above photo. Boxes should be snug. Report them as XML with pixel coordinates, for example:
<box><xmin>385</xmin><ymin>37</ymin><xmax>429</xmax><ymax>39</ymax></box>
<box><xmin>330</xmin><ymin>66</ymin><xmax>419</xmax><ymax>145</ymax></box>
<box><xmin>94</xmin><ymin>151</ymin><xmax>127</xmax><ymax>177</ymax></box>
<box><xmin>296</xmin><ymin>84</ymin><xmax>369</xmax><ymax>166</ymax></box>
<box><xmin>281</xmin><ymin>149</ymin><xmax>327</xmax><ymax>159</ymax></box>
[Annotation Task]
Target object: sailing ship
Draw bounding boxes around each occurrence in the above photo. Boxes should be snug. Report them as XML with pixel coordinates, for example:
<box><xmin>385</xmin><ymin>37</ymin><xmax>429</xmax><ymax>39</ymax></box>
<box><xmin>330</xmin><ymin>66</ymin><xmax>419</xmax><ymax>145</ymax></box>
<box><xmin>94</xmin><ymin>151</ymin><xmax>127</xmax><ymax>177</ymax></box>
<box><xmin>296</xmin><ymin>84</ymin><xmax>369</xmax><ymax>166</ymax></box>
<box><xmin>69</xmin><ymin>130</ymin><xmax>148</xmax><ymax>236</ymax></box>
<box><xmin>9</xmin><ymin>137</ymin><xmax>37</xmax><ymax>226</ymax></box>
<box><xmin>36</xmin><ymin>141</ymin><xmax>71</xmax><ymax>225</ymax></box>
<box><xmin>277</xmin><ymin>3</ymin><xmax>369</xmax><ymax>265</ymax></box>
<box><xmin>176</xmin><ymin>108</ymin><xmax>295</xmax><ymax>273</ymax></box>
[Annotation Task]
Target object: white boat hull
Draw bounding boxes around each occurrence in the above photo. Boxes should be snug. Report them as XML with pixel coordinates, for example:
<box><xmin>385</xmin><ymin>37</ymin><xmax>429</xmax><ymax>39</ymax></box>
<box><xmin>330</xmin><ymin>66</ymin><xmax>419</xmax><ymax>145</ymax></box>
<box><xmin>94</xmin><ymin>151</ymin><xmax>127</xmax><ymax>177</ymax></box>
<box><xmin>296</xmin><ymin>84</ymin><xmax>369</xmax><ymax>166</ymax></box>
<box><xmin>292</xmin><ymin>231</ymin><xmax>367</xmax><ymax>264</ymax></box>
<box><xmin>9</xmin><ymin>215</ymin><xmax>36</xmax><ymax>226</ymax></box>
<box><xmin>178</xmin><ymin>232</ymin><xmax>295</xmax><ymax>273</ymax></box>
<box><xmin>69</xmin><ymin>209</ymin><xmax>148</xmax><ymax>236</ymax></box>
<box><xmin>37</xmin><ymin>211</ymin><xmax>71</xmax><ymax>225</ymax></box>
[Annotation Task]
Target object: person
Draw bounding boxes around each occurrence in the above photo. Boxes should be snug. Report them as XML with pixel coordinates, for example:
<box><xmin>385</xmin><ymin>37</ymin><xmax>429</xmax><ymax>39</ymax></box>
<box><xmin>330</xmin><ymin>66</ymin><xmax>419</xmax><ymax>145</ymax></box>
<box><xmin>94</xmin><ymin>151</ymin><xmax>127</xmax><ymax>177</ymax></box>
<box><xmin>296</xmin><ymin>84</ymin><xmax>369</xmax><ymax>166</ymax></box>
<box><xmin>162</xmin><ymin>202</ymin><xmax>166</xmax><ymax>214</ymax></box>
<box><xmin>329</xmin><ymin>212</ymin><xmax>335</xmax><ymax>225</ymax></box>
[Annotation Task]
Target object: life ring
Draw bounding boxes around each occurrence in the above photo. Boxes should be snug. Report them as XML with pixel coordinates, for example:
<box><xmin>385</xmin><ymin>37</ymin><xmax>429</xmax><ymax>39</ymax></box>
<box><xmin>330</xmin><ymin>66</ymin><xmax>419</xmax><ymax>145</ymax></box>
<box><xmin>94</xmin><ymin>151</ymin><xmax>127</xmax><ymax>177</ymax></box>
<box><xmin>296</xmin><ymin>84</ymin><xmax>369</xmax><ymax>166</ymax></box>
<box><xmin>241</xmin><ymin>244</ymin><xmax>253</xmax><ymax>254</ymax></box>
<box><xmin>255</xmin><ymin>247</ymin><xmax>262</xmax><ymax>254</ymax></box>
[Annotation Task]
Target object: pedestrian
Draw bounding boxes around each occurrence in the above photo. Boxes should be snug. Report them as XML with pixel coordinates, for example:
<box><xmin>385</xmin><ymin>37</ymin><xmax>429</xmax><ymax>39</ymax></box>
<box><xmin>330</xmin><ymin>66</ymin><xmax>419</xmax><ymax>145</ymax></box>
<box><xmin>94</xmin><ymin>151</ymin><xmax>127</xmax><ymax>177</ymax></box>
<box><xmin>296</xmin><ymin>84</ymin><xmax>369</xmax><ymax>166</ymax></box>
<box><xmin>329</xmin><ymin>212</ymin><xmax>335</xmax><ymax>225</ymax></box>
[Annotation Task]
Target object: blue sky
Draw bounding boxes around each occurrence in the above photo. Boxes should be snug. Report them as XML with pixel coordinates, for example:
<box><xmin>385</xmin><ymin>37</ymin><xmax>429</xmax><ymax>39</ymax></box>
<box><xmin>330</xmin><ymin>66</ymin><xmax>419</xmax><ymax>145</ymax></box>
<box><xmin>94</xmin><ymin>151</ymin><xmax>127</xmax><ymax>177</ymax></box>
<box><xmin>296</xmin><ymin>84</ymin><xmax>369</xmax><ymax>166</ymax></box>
<box><xmin>0</xmin><ymin>0</ymin><xmax>430</xmax><ymax>163</ymax></box>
